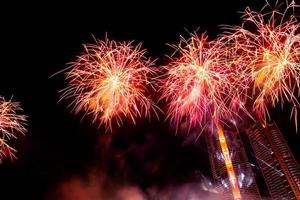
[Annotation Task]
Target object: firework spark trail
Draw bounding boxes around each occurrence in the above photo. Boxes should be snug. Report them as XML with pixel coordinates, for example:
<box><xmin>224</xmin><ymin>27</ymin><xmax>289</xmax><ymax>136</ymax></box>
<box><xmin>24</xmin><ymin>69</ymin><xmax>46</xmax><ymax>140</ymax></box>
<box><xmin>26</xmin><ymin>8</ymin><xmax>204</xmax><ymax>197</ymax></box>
<box><xmin>160</xmin><ymin>33</ymin><xmax>245</xmax><ymax>199</ymax></box>
<box><xmin>252</xmin><ymin>153</ymin><xmax>284</xmax><ymax>177</ymax></box>
<box><xmin>0</xmin><ymin>97</ymin><xmax>27</xmax><ymax>162</ymax></box>
<box><xmin>226</xmin><ymin>1</ymin><xmax>300</xmax><ymax>129</ymax></box>
<box><xmin>60</xmin><ymin>38</ymin><xmax>158</xmax><ymax>131</ymax></box>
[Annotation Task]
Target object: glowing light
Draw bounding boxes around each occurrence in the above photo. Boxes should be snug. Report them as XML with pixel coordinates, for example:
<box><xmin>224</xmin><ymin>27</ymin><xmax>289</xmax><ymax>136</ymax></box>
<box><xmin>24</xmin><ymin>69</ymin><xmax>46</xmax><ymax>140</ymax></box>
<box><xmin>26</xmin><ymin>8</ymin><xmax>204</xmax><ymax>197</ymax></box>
<box><xmin>217</xmin><ymin>123</ymin><xmax>241</xmax><ymax>200</ymax></box>
<box><xmin>60</xmin><ymin>38</ymin><xmax>158</xmax><ymax>130</ymax></box>
<box><xmin>0</xmin><ymin>97</ymin><xmax>27</xmax><ymax>162</ymax></box>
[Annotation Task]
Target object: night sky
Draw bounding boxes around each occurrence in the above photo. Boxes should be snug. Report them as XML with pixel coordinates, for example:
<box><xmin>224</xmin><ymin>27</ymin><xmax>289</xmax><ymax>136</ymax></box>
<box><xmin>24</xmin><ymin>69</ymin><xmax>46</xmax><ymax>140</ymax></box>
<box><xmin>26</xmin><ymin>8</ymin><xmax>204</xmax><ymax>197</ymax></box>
<box><xmin>0</xmin><ymin>1</ymin><xmax>300</xmax><ymax>199</ymax></box>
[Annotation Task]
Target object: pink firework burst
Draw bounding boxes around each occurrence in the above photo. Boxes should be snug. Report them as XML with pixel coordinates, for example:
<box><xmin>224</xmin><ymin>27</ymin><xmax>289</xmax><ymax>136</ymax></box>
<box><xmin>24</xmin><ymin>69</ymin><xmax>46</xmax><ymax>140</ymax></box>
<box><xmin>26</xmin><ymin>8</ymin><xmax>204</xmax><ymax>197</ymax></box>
<box><xmin>160</xmin><ymin>33</ymin><xmax>247</xmax><ymax>131</ymax></box>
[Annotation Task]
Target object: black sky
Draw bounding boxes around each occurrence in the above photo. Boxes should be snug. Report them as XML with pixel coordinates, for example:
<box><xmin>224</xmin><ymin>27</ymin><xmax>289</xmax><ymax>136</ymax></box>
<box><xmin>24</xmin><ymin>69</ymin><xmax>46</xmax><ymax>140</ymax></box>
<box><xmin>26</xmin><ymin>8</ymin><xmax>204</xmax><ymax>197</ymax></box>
<box><xmin>0</xmin><ymin>1</ymin><xmax>299</xmax><ymax>199</ymax></box>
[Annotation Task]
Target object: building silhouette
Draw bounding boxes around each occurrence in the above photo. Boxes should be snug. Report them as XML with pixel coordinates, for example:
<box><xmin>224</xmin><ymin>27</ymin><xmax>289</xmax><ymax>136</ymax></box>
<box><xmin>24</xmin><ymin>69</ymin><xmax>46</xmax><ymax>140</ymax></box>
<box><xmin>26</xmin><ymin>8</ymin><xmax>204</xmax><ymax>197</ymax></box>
<box><xmin>206</xmin><ymin>127</ymin><xmax>261</xmax><ymax>200</ymax></box>
<box><xmin>247</xmin><ymin>122</ymin><xmax>300</xmax><ymax>200</ymax></box>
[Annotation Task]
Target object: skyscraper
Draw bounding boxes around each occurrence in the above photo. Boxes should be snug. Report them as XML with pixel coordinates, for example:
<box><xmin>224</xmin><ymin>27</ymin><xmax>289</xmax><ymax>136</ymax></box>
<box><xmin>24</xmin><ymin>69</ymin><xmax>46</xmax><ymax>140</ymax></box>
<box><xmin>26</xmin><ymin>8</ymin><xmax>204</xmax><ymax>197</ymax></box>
<box><xmin>206</xmin><ymin>127</ymin><xmax>261</xmax><ymax>200</ymax></box>
<box><xmin>247</xmin><ymin>122</ymin><xmax>300</xmax><ymax>200</ymax></box>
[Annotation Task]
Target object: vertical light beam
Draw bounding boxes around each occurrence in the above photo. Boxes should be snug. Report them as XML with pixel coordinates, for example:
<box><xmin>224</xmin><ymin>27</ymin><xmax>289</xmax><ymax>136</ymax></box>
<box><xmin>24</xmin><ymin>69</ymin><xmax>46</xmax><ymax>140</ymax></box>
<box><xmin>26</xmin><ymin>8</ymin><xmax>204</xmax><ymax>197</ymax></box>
<box><xmin>216</xmin><ymin>122</ymin><xmax>241</xmax><ymax>200</ymax></box>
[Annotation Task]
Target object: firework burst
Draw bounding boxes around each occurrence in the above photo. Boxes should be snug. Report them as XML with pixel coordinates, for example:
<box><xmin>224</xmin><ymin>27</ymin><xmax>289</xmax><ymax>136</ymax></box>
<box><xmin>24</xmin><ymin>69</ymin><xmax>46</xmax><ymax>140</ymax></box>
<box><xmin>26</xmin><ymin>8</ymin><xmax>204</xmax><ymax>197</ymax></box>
<box><xmin>0</xmin><ymin>97</ymin><xmax>27</xmax><ymax>162</ymax></box>
<box><xmin>60</xmin><ymin>38</ymin><xmax>158</xmax><ymax>130</ymax></box>
<box><xmin>160</xmin><ymin>33</ymin><xmax>247</xmax><ymax>131</ymax></box>
<box><xmin>228</xmin><ymin>1</ymin><xmax>300</xmax><ymax>128</ymax></box>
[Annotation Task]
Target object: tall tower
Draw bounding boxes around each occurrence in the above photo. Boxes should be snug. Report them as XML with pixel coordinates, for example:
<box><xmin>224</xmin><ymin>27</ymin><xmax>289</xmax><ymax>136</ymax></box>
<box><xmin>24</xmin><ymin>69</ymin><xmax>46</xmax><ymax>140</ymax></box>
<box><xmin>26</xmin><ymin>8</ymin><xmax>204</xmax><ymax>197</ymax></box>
<box><xmin>247</xmin><ymin>122</ymin><xmax>300</xmax><ymax>200</ymax></box>
<box><xmin>206</xmin><ymin>127</ymin><xmax>261</xmax><ymax>199</ymax></box>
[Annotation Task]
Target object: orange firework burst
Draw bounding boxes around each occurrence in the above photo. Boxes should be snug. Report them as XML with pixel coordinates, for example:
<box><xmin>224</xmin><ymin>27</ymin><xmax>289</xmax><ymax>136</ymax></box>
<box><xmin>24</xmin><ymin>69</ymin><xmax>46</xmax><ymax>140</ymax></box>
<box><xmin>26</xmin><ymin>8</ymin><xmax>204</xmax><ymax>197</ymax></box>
<box><xmin>160</xmin><ymin>33</ymin><xmax>246</xmax><ymax>131</ymax></box>
<box><xmin>230</xmin><ymin>1</ymin><xmax>300</xmax><ymax>128</ymax></box>
<box><xmin>60</xmin><ymin>38</ymin><xmax>157</xmax><ymax>130</ymax></box>
<box><xmin>0</xmin><ymin>97</ymin><xmax>27</xmax><ymax>162</ymax></box>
